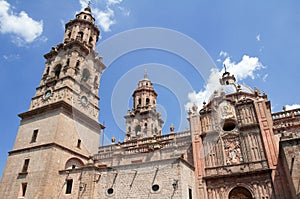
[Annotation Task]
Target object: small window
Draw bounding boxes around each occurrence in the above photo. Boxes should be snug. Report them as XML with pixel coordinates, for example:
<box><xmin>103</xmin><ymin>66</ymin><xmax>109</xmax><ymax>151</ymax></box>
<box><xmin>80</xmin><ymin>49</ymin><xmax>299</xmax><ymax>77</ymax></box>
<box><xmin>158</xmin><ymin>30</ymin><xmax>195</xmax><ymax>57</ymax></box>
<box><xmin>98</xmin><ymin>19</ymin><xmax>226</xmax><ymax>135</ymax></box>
<box><xmin>77</xmin><ymin>139</ymin><xmax>81</xmax><ymax>148</ymax></box>
<box><xmin>66</xmin><ymin>58</ymin><xmax>70</xmax><ymax>66</ymax></box>
<box><xmin>22</xmin><ymin>159</ymin><xmax>30</xmax><ymax>173</ymax></box>
<box><xmin>21</xmin><ymin>183</ymin><xmax>27</xmax><ymax>197</ymax></box>
<box><xmin>45</xmin><ymin>67</ymin><xmax>50</xmax><ymax>75</ymax></box>
<box><xmin>78</xmin><ymin>32</ymin><xmax>84</xmax><ymax>40</ymax></box>
<box><xmin>107</xmin><ymin>188</ymin><xmax>114</xmax><ymax>195</ymax></box>
<box><xmin>89</xmin><ymin>36</ymin><xmax>93</xmax><ymax>44</ymax></box>
<box><xmin>76</xmin><ymin>60</ymin><xmax>80</xmax><ymax>67</ymax></box>
<box><xmin>31</xmin><ymin>129</ymin><xmax>38</xmax><ymax>143</ymax></box>
<box><xmin>66</xmin><ymin>179</ymin><xmax>73</xmax><ymax>194</ymax></box>
<box><xmin>82</xmin><ymin>69</ymin><xmax>90</xmax><ymax>82</ymax></box>
<box><xmin>222</xmin><ymin>119</ymin><xmax>236</xmax><ymax>131</ymax></box>
<box><xmin>135</xmin><ymin>125</ymin><xmax>141</xmax><ymax>136</ymax></box>
<box><xmin>54</xmin><ymin>65</ymin><xmax>62</xmax><ymax>78</ymax></box>
<box><xmin>189</xmin><ymin>188</ymin><xmax>192</xmax><ymax>199</ymax></box>
<box><xmin>152</xmin><ymin>184</ymin><xmax>159</xmax><ymax>192</ymax></box>
<box><xmin>146</xmin><ymin>98</ymin><xmax>150</xmax><ymax>105</ymax></box>
<box><xmin>138</xmin><ymin>98</ymin><xmax>141</xmax><ymax>105</ymax></box>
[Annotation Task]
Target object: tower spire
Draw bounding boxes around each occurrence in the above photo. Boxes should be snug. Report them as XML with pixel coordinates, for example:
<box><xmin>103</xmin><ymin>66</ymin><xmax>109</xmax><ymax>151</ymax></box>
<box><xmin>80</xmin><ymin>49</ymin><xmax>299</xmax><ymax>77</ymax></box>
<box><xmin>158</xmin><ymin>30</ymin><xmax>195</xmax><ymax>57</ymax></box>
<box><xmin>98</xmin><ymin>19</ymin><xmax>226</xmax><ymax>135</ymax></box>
<box><xmin>144</xmin><ymin>68</ymin><xmax>147</xmax><ymax>79</ymax></box>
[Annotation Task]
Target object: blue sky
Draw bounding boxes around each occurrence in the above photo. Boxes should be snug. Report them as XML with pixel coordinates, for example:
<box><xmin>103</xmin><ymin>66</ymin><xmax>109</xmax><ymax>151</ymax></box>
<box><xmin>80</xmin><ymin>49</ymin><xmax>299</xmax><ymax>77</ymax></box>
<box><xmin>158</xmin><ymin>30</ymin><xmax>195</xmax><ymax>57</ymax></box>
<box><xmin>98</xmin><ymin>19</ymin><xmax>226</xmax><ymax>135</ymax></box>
<box><xmin>0</xmin><ymin>0</ymin><xmax>299</xmax><ymax>177</ymax></box>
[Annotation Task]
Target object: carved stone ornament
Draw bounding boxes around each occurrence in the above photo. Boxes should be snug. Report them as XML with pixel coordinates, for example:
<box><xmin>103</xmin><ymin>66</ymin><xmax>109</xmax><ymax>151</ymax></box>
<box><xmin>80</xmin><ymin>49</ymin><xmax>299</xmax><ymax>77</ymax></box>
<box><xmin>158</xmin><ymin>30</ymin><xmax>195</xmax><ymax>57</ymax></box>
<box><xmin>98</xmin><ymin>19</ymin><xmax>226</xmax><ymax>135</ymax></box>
<box><xmin>219</xmin><ymin>101</ymin><xmax>235</xmax><ymax>120</ymax></box>
<box><xmin>223</xmin><ymin>136</ymin><xmax>243</xmax><ymax>165</ymax></box>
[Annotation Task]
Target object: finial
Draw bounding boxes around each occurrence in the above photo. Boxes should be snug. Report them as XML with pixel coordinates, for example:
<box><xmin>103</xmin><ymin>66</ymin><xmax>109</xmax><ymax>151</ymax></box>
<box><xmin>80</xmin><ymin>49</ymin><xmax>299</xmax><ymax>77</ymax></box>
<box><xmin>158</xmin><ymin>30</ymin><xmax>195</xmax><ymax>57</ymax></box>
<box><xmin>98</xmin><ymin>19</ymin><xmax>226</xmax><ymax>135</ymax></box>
<box><xmin>170</xmin><ymin>124</ymin><xmax>174</xmax><ymax>132</ymax></box>
<box><xmin>88</xmin><ymin>0</ymin><xmax>91</xmax><ymax>7</ymax></box>
<box><xmin>144</xmin><ymin>68</ymin><xmax>147</xmax><ymax>79</ymax></box>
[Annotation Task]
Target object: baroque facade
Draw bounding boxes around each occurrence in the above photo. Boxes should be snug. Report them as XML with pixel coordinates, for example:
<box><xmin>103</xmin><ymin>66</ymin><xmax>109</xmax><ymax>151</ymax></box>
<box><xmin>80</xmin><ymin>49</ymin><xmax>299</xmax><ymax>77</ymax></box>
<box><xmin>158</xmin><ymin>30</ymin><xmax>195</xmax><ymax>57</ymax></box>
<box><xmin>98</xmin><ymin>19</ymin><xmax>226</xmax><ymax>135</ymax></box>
<box><xmin>0</xmin><ymin>6</ymin><xmax>299</xmax><ymax>199</ymax></box>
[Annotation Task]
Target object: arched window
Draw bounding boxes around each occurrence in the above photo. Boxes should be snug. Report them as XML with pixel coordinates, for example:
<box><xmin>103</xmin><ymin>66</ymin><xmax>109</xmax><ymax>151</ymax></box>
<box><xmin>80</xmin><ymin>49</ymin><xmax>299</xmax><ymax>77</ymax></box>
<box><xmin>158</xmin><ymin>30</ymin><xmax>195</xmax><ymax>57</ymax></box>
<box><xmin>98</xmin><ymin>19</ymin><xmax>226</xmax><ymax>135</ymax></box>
<box><xmin>77</xmin><ymin>31</ymin><xmax>84</xmax><ymax>40</ymax></box>
<box><xmin>82</xmin><ymin>69</ymin><xmax>90</xmax><ymax>82</ymax></box>
<box><xmin>135</xmin><ymin>125</ymin><xmax>141</xmax><ymax>136</ymax></box>
<box><xmin>89</xmin><ymin>36</ymin><xmax>93</xmax><ymax>44</ymax></box>
<box><xmin>138</xmin><ymin>98</ymin><xmax>141</xmax><ymax>105</ymax></box>
<box><xmin>146</xmin><ymin>98</ymin><xmax>150</xmax><ymax>105</ymax></box>
<box><xmin>76</xmin><ymin>60</ymin><xmax>80</xmax><ymax>67</ymax></box>
<box><xmin>65</xmin><ymin>158</ymin><xmax>84</xmax><ymax>170</ymax></box>
<box><xmin>229</xmin><ymin>186</ymin><xmax>253</xmax><ymax>199</ymax></box>
<box><xmin>54</xmin><ymin>64</ymin><xmax>62</xmax><ymax>78</ymax></box>
<box><xmin>93</xmin><ymin>76</ymin><xmax>98</xmax><ymax>88</ymax></box>
<box><xmin>66</xmin><ymin>58</ymin><xmax>70</xmax><ymax>66</ymax></box>
<box><xmin>45</xmin><ymin>67</ymin><xmax>50</xmax><ymax>75</ymax></box>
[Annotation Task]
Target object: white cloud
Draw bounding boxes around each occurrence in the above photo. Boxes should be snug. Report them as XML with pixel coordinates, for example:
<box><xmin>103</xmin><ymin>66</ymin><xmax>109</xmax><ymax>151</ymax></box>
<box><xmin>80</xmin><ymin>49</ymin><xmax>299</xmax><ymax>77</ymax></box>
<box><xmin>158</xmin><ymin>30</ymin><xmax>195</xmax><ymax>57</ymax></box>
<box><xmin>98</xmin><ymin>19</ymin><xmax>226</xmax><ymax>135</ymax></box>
<box><xmin>185</xmin><ymin>68</ymin><xmax>221</xmax><ymax>110</ymax></box>
<box><xmin>94</xmin><ymin>8</ymin><xmax>115</xmax><ymax>32</ymax></box>
<box><xmin>223</xmin><ymin>55</ymin><xmax>265</xmax><ymax>81</ymax></box>
<box><xmin>262</xmin><ymin>74</ymin><xmax>268</xmax><ymax>82</ymax></box>
<box><xmin>0</xmin><ymin>0</ymin><xmax>43</xmax><ymax>44</ymax></box>
<box><xmin>78</xmin><ymin>0</ymin><xmax>128</xmax><ymax>32</ymax></box>
<box><xmin>108</xmin><ymin>0</ymin><xmax>123</xmax><ymax>5</ymax></box>
<box><xmin>186</xmin><ymin>54</ymin><xmax>265</xmax><ymax>110</ymax></box>
<box><xmin>285</xmin><ymin>104</ymin><xmax>300</xmax><ymax>111</ymax></box>
<box><xmin>219</xmin><ymin>50</ymin><xmax>229</xmax><ymax>58</ymax></box>
<box><xmin>256</xmin><ymin>34</ymin><xmax>260</xmax><ymax>41</ymax></box>
<box><xmin>3</xmin><ymin>54</ymin><xmax>20</xmax><ymax>61</ymax></box>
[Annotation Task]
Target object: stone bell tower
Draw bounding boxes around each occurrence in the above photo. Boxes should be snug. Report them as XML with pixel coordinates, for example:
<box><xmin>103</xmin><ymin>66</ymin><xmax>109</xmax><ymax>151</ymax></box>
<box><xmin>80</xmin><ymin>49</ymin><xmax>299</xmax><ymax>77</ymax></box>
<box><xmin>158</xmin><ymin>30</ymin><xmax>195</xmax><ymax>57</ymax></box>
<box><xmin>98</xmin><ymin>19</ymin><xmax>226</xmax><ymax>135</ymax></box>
<box><xmin>124</xmin><ymin>70</ymin><xmax>164</xmax><ymax>141</ymax></box>
<box><xmin>0</xmin><ymin>5</ymin><xmax>106</xmax><ymax>199</ymax></box>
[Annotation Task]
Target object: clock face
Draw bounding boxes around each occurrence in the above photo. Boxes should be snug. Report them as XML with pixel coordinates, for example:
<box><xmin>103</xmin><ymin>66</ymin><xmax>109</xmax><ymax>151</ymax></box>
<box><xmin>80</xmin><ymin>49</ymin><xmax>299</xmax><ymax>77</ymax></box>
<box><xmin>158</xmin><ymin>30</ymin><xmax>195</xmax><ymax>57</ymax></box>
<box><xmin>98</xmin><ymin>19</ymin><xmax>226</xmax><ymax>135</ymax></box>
<box><xmin>81</xmin><ymin>96</ymin><xmax>88</xmax><ymax>106</ymax></box>
<box><xmin>45</xmin><ymin>90</ymin><xmax>51</xmax><ymax>99</ymax></box>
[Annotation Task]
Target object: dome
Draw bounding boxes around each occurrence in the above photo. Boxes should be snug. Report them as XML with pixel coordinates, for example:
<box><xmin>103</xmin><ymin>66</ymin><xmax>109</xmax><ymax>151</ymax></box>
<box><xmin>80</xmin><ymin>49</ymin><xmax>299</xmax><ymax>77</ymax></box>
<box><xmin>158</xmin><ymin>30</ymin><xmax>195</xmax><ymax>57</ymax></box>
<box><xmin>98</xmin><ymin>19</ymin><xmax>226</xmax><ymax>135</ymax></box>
<box><xmin>222</xmin><ymin>84</ymin><xmax>254</xmax><ymax>95</ymax></box>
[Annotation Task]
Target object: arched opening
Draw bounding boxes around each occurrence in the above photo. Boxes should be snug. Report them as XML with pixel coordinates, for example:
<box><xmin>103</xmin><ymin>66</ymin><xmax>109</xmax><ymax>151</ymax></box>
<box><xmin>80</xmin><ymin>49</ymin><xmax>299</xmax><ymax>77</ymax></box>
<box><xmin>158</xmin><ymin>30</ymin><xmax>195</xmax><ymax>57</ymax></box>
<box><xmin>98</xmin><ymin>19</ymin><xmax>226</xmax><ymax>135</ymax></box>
<box><xmin>77</xmin><ymin>31</ymin><xmax>84</xmax><ymax>40</ymax></box>
<box><xmin>89</xmin><ymin>36</ymin><xmax>93</xmax><ymax>44</ymax></box>
<box><xmin>135</xmin><ymin>125</ymin><xmax>141</xmax><ymax>136</ymax></box>
<box><xmin>65</xmin><ymin>158</ymin><xmax>84</xmax><ymax>170</ymax></box>
<box><xmin>82</xmin><ymin>69</ymin><xmax>90</xmax><ymax>82</ymax></box>
<box><xmin>229</xmin><ymin>186</ymin><xmax>253</xmax><ymax>199</ymax></box>
<box><xmin>138</xmin><ymin>98</ymin><xmax>141</xmax><ymax>105</ymax></box>
<box><xmin>146</xmin><ymin>98</ymin><xmax>150</xmax><ymax>105</ymax></box>
<box><xmin>45</xmin><ymin>67</ymin><xmax>50</xmax><ymax>75</ymax></box>
<box><xmin>223</xmin><ymin>119</ymin><xmax>236</xmax><ymax>131</ymax></box>
<box><xmin>54</xmin><ymin>64</ymin><xmax>62</xmax><ymax>78</ymax></box>
<box><xmin>94</xmin><ymin>76</ymin><xmax>98</xmax><ymax>88</ymax></box>
<box><xmin>66</xmin><ymin>58</ymin><xmax>70</xmax><ymax>66</ymax></box>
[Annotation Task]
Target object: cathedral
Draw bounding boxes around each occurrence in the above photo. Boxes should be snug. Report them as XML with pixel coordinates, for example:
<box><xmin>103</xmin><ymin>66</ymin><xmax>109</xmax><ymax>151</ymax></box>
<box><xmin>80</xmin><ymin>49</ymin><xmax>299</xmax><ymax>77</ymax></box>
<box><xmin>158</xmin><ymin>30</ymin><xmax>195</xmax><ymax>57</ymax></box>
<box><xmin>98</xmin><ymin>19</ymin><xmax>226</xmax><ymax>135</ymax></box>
<box><xmin>0</xmin><ymin>6</ymin><xmax>299</xmax><ymax>199</ymax></box>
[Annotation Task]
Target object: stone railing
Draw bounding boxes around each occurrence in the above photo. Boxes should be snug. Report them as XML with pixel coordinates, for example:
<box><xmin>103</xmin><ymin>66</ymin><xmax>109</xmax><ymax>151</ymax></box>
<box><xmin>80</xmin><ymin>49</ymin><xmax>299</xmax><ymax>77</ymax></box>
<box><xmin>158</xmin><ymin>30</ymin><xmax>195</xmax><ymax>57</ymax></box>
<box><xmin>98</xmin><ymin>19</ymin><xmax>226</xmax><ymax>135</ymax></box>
<box><xmin>272</xmin><ymin>108</ymin><xmax>300</xmax><ymax>120</ymax></box>
<box><xmin>94</xmin><ymin>131</ymin><xmax>191</xmax><ymax>161</ymax></box>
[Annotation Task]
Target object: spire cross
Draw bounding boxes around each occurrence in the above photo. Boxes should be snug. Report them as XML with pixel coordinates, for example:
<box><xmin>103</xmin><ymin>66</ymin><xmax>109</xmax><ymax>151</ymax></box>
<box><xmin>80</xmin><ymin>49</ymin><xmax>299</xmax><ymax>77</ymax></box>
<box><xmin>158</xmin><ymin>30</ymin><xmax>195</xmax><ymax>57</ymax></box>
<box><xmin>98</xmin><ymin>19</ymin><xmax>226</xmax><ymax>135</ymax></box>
<box><xmin>144</xmin><ymin>68</ymin><xmax>147</xmax><ymax>79</ymax></box>
<box><xmin>223</xmin><ymin>64</ymin><xmax>227</xmax><ymax>73</ymax></box>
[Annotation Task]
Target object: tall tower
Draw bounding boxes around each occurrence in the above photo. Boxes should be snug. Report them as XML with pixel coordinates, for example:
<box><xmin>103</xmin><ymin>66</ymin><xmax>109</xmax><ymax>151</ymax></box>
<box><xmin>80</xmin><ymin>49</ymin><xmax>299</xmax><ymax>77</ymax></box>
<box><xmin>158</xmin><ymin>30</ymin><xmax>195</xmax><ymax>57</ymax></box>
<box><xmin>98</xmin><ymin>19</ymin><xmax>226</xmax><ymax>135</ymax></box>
<box><xmin>0</xmin><ymin>6</ymin><xmax>105</xmax><ymax>198</ymax></box>
<box><xmin>124</xmin><ymin>71</ymin><xmax>164</xmax><ymax>141</ymax></box>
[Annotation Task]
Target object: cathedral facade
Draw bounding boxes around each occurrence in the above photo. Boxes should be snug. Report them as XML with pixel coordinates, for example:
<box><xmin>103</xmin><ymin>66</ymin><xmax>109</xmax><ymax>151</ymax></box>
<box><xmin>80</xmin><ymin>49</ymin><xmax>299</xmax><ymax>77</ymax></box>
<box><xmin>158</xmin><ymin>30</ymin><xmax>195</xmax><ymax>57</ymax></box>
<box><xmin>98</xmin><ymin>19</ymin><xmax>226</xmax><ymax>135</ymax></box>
<box><xmin>0</xmin><ymin>6</ymin><xmax>299</xmax><ymax>199</ymax></box>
